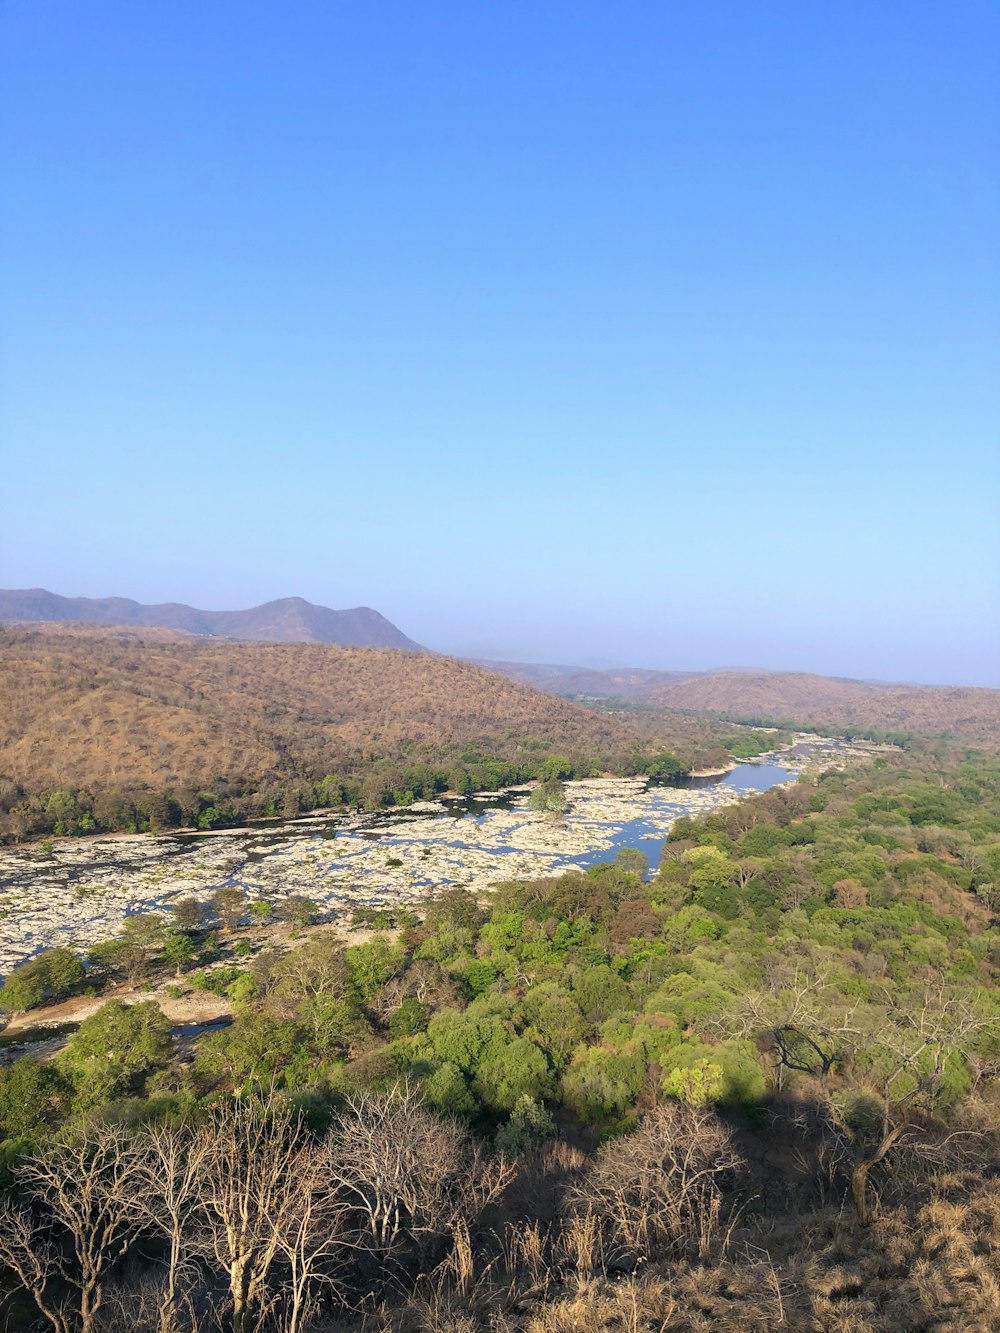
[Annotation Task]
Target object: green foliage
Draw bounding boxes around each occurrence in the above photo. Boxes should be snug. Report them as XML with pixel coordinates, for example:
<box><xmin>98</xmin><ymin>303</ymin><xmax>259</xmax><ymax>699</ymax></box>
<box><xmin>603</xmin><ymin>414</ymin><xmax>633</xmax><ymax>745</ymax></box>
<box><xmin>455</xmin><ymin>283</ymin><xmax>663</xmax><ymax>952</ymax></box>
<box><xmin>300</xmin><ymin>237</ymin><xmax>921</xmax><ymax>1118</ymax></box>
<box><xmin>346</xmin><ymin>937</ymin><xmax>406</xmax><ymax>1002</ymax></box>
<box><xmin>495</xmin><ymin>1095</ymin><xmax>556</xmax><ymax>1155</ymax></box>
<box><xmin>196</xmin><ymin>1011</ymin><xmax>309</xmax><ymax>1089</ymax></box>
<box><xmin>529</xmin><ymin>778</ymin><xmax>568</xmax><ymax>812</ymax></box>
<box><xmin>388</xmin><ymin>998</ymin><xmax>430</xmax><ymax>1036</ymax></box>
<box><xmin>0</xmin><ymin>947</ymin><xmax>85</xmax><ymax>1013</ymax></box>
<box><xmin>419</xmin><ymin>1061</ymin><xmax>476</xmax><ymax>1116</ymax></box>
<box><xmin>0</xmin><ymin>1056</ymin><xmax>65</xmax><ymax>1137</ymax></box>
<box><xmin>646</xmin><ymin>753</ymin><xmax>689</xmax><ymax>782</ymax></box>
<box><xmin>614</xmin><ymin>847</ymin><xmax>650</xmax><ymax>878</ymax></box>
<box><xmin>57</xmin><ymin>1000</ymin><xmax>172</xmax><ymax>1108</ymax></box>
<box><xmin>6</xmin><ymin>741</ymin><xmax>998</xmax><ymax>1206</ymax></box>
<box><xmin>562</xmin><ymin>1043</ymin><xmax>646</xmax><ymax>1122</ymax></box>
<box><xmin>164</xmin><ymin>931</ymin><xmax>196</xmax><ymax>973</ymax></box>
<box><xmin>276</xmin><ymin>895</ymin><xmax>319</xmax><ymax>928</ymax></box>
<box><xmin>572</xmin><ymin>965</ymin><xmax>631</xmax><ymax>1020</ymax></box>
<box><xmin>473</xmin><ymin>1036</ymin><xmax>553</xmax><ymax>1112</ymax></box>
<box><xmin>662</xmin><ymin>1058</ymin><xmax>724</xmax><ymax>1106</ymax></box>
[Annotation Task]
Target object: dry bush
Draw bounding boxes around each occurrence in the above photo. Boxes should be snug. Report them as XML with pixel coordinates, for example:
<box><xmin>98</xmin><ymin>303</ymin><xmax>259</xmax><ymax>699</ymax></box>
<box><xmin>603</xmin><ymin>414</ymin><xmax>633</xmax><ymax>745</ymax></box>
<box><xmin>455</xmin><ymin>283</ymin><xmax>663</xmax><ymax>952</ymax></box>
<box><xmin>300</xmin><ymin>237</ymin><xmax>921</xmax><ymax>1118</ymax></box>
<box><xmin>569</xmin><ymin>1103</ymin><xmax>743</xmax><ymax>1261</ymax></box>
<box><xmin>326</xmin><ymin>1082</ymin><xmax>514</xmax><ymax>1279</ymax></box>
<box><xmin>0</xmin><ymin>626</ymin><xmax>651</xmax><ymax>801</ymax></box>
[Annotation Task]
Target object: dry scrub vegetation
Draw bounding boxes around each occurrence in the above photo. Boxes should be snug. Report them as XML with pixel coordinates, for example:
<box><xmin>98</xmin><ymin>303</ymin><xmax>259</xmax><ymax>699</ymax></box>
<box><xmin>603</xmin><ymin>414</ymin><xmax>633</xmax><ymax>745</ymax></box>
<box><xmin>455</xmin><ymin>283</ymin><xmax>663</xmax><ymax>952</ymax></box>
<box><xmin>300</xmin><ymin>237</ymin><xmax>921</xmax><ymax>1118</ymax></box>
<box><xmin>641</xmin><ymin>671</ymin><xmax>1000</xmax><ymax>743</ymax></box>
<box><xmin>0</xmin><ymin>626</ymin><xmax>650</xmax><ymax>796</ymax></box>
<box><xmin>2</xmin><ymin>1095</ymin><xmax>999</xmax><ymax>1332</ymax></box>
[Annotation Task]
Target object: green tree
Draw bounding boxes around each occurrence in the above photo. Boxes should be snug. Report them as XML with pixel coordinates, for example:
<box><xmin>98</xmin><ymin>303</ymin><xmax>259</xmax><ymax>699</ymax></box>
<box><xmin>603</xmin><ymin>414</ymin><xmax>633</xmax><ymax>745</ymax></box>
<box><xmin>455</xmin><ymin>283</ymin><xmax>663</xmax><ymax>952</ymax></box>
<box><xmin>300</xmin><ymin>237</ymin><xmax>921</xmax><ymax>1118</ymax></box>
<box><xmin>116</xmin><ymin>914</ymin><xmax>168</xmax><ymax>984</ymax></box>
<box><xmin>561</xmin><ymin>1043</ymin><xmax>646</xmax><ymax>1122</ymax></box>
<box><xmin>389</xmin><ymin>998</ymin><xmax>430</xmax><ymax>1037</ymax></box>
<box><xmin>614</xmin><ymin>847</ymin><xmax>650</xmax><ymax>879</ymax></box>
<box><xmin>58</xmin><ymin>1000</ymin><xmax>172</xmax><ymax>1109</ymax></box>
<box><xmin>346</xmin><ymin>938</ymin><xmax>406</xmax><ymax>1003</ymax></box>
<box><xmin>0</xmin><ymin>948</ymin><xmax>84</xmax><ymax>1014</ymax></box>
<box><xmin>163</xmin><ymin>932</ymin><xmax>196</xmax><ymax>976</ymax></box>
<box><xmin>196</xmin><ymin>1012</ymin><xmax>308</xmax><ymax>1089</ymax></box>
<box><xmin>529</xmin><ymin>779</ymin><xmax>568</xmax><ymax>813</ymax></box>
<box><xmin>0</xmin><ymin>1057</ymin><xmax>65</xmax><ymax>1138</ymax></box>
<box><xmin>646</xmin><ymin>753</ymin><xmax>688</xmax><ymax>783</ymax></box>
<box><xmin>473</xmin><ymin>1037</ymin><xmax>553</xmax><ymax>1112</ymax></box>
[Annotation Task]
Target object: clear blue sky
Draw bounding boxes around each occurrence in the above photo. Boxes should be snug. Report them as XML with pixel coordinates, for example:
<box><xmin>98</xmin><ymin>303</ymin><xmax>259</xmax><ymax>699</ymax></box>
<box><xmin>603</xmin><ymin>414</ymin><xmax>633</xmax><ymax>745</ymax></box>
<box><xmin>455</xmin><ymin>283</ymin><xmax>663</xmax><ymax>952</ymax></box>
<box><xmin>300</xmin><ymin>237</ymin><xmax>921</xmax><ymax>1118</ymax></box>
<box><xmin>2</xmin><ymin>2</ymin><xmax>998</xmax><ymax>685</ymax></box>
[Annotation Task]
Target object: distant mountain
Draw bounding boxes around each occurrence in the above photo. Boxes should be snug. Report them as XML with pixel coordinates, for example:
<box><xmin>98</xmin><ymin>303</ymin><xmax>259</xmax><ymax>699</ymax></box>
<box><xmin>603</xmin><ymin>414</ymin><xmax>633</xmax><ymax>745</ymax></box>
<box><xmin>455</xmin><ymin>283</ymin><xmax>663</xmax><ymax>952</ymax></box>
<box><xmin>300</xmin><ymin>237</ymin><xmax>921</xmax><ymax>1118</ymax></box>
<box><xmin>640</xmin><ymin>670</ymin><xmax>1000</xmax><ymax>741</ymax></box>
<box><xmin>476</xmin><ymin>659</ymin><xmax>999</xmax><ymax>741</ymax></box>
<box><xmin>0</xmin><ymin>589</ymin><xmax>424</xmax><ymax>651</ymax></box>
<box><xmin>478</xmin><ymin>661</ymin><xmax>703</xmax><ymax>700</ymax></box>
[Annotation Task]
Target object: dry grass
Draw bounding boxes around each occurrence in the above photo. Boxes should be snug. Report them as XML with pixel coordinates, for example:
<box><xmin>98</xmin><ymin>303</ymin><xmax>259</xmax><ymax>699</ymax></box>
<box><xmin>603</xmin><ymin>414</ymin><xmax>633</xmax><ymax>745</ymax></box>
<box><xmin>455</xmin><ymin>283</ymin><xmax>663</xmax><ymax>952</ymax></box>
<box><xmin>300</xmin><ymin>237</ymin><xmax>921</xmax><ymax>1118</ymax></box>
<box><xmin>0</xmin><ymin>625</ymin><xmax>649</xmax><ymax>797</ymax></box>
<box><xmin>642</xmin><ymin>672</ymin><xmax>1000</xmax><ymax>742</ymax></box>
<box><xmin>347</xmin><ymin>1173</ymin><xmax>1000</xmax><ymax>1333</ymax></box>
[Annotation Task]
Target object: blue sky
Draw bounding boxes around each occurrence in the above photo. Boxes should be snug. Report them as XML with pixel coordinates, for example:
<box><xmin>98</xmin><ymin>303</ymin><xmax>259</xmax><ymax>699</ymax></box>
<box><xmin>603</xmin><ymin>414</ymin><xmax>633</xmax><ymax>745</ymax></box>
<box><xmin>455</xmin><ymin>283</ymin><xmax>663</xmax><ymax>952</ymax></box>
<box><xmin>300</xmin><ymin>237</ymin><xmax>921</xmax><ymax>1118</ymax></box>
<box><xmin>2</xmin><ymin>1</ymin><xmax>998</xmax><ymax>685</ymax></box>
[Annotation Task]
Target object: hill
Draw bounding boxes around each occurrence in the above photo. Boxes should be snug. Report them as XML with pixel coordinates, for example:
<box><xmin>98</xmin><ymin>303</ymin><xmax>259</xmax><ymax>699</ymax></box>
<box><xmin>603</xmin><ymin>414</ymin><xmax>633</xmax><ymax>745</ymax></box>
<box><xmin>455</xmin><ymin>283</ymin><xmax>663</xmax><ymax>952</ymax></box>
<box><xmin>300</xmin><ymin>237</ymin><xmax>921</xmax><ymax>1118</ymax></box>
<box><xmin>480</xmin><ymin>659</ymin><xmax>999</xmax><ymax>742</ymax></box>
<box><xmin>480</xmin><ymin>662</ymin><xmax>703</xmax><ymax>699</ymax></box>
<box><xmin>642</xmin><ymin>669</ymin><xmax>1000</xmax><ymax>741</ymax></box>
<box><xmin>0</xmin><ymin>625</ymin><xmax>646</xmax><ymax>805</ymax></box>
<box><xmin>0</xmin><ymin>588</ymin><xmax>424</xmax><ymax>650</ymax></box>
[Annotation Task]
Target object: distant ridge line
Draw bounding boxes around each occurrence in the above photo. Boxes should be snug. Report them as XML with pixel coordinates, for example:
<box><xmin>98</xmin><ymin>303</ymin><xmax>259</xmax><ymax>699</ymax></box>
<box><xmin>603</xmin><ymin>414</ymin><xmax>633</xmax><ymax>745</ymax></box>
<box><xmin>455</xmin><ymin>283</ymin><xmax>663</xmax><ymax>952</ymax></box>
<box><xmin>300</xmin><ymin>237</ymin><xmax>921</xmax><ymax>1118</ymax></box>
<box><xmin>0</xmin><ymin>588</ymin><xmax>425</xmax><ymax>651</ymax></box>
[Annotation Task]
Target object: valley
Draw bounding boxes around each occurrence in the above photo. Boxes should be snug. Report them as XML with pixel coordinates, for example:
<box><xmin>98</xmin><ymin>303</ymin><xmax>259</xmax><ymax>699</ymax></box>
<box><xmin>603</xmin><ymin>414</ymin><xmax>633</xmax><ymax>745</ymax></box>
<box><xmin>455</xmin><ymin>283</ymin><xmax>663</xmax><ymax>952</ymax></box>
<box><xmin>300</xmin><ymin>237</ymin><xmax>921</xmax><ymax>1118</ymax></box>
<box><xmin>0</xmin><ymin>738</ymin><xmax>865</xmax><ymax>972</ymax></box>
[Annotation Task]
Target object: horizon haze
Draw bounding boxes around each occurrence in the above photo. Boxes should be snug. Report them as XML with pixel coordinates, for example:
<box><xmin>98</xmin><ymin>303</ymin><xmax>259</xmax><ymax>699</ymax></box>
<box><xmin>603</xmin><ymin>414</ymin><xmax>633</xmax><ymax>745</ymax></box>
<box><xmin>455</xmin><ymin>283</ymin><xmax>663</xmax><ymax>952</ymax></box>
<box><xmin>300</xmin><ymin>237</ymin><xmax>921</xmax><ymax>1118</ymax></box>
<box><xmin>0</xmin><ymin>585</ymin><xmax>993</xmax><ymax>691</ymax></box>
<box><xmin>2</xmin><ymin>2</ymin><xmax>998</xmax><ymax>687</ymax></box>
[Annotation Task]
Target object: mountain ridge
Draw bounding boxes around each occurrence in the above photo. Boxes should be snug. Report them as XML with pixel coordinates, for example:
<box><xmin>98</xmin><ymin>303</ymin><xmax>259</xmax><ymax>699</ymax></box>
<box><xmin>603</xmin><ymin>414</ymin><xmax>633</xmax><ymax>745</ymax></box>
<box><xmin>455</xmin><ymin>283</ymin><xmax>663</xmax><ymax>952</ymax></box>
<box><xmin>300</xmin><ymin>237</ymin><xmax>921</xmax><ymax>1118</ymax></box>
<box><xmin>0</xmin><ymin>588</ymin><xmax>424</xmax><ymax>651</ymax></box>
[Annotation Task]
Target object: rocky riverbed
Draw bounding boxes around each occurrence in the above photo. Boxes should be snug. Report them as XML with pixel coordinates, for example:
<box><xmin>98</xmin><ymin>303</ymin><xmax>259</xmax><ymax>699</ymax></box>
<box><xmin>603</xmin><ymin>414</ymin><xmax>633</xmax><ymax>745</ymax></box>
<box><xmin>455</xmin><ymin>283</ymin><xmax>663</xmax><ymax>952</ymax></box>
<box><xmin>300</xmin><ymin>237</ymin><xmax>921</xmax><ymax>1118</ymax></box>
<box><xmin>0</xmin><ymin>736</ymin><xmax>872</xmax><ymax>973</ymax></box>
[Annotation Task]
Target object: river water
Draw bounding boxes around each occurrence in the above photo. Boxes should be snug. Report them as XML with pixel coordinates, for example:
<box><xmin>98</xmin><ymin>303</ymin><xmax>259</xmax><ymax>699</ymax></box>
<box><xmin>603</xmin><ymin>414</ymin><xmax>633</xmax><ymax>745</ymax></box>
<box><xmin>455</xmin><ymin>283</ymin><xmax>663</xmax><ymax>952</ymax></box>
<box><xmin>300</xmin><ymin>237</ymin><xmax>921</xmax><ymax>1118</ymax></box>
<box><xmin>0</xmin><ymin>738</ymin><xmax>864</xmax><ymax>973</ymax></box>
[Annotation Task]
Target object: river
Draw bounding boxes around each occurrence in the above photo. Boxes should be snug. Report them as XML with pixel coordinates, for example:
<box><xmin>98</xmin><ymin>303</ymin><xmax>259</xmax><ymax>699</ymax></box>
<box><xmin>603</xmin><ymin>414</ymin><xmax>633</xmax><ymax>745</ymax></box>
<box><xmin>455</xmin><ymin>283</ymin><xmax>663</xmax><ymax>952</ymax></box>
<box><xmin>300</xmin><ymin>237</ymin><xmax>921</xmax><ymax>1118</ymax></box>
<box><xmin>0</xmin><ymin>737</ymin><xmax>867</xmax><ymax>973</ymax></box>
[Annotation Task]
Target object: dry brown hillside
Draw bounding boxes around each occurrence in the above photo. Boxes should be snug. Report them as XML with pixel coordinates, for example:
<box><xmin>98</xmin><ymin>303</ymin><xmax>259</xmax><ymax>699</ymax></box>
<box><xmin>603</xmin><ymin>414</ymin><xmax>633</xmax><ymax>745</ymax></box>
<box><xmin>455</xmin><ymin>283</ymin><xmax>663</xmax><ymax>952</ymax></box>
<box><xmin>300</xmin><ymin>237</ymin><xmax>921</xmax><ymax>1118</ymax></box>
<box><xmin>0</xmin><ymin>625</ymin><xmax>643</xmax><ymax>796</ymax></box>
<box><xmin>644</xmin><ymin>670</ymin><xmax>1000</xmax><ymax>740</ymax></box>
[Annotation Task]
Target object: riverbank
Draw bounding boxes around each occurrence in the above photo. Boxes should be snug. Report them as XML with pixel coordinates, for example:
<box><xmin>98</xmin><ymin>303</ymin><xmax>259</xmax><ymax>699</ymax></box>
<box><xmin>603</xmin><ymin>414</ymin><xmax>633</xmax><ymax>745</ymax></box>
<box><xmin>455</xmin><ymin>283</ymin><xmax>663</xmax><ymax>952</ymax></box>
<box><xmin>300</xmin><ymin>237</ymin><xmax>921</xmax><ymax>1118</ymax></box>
<box><xmin>0</xmin><ymin>737</ymin><xmax>874</xmax><ymax>975</ymax></box>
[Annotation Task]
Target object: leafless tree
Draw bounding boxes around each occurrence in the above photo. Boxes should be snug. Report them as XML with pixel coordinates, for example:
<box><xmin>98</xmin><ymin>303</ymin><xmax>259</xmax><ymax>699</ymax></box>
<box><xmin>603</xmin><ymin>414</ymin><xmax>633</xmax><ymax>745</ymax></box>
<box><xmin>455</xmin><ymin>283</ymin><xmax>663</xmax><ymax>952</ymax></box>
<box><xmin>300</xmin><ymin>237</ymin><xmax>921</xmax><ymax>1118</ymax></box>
<box><xmin>820</xmin><ymin>985</ymin><xmax>993</xmax><ymax>1225</ymax></box>
<box><xmin>193</xmin><ymin>1097</ymin><xmax>312</xmax><ymax>1333</ymax></box>
<box><xmin>132</xmin><ymin>1120</ymin><xmax>212</xmax><ymax>1333</ymax></box>
<box><xmin>722</xmin><ymin>962</ymin><xmax>865</xmax><ymax>1089</ymax></box>
<box><xmin>0</xmin><ymin>1125</ymin><xmax>144</xmax><ymax>1333</ymax></box>
<box><xmin>0</xmin><ymin>1198</ymin><xmax>74</xmax><ymax>1333</ymax></box>
<box><xmin>743</xmin><ymin>972</ymin><xmax>995</xmax><ymax>1225</ymax></box>
<box><xmin>570</xmin><ymin>1102</ymin><xmax>742</xmax><ymax>1260</ymax></box>
<box><xmin>271</xmin><ymin>1143</ymin><xmax>351</xmax><ymax>1333</ymax></box>
<box><xmin>325</xmin><ymin>1083</ymin><xmax>512</xmax><ymax>1283</ymax></box>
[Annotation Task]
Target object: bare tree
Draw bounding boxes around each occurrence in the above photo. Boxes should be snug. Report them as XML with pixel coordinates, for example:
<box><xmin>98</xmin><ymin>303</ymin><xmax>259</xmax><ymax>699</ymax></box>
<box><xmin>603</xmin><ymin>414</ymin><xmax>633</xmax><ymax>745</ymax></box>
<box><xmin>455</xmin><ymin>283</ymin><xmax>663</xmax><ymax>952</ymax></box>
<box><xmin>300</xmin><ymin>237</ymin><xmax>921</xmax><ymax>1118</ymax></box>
<box><xmin>271</xmin><ymin>1143</ymin><xmax>351</xmax><ymax>1333</ymax></box>
<box><xmin>723</xmin><ymin>962</ymin><xmax>865</xmax><ymax>1089</ymax></box>
<box><xmin>0</xmin><ymin>1198</ymin><xmax>74</xmax><ymax>1333</ymax></box>
<box><xmin>820</xmin><ymin>985</ymin><xmax>993</xmax><ymax>1225</ymax></box>
<box><xmin>193</xmin><ymin>1096</ymin><xmax>309</xmax><ymax>1333</ymax></box>
<box><xmin>571</xmin><ymin>1102</ymin><xmax>742</xmax><ymax>1260</ymax></box>
<box><xmin>741</xmin><ymin>971</ymin><xmax>995</xmax><ymax>1225</ymax></box>
<box><xmin>325</xmin><ymin>1083</ymin><xmax>512</xmax><ymax>1282</ymax></box>
<box><xmin>132</xmin><ymin>1120</ymin><xmax>212</xmax><ymax>1333</ymax></box>
<box><xmin>0</xmin><ymin>1125</ymin><xmax>144</xmax><ymax>1333</ymax></box>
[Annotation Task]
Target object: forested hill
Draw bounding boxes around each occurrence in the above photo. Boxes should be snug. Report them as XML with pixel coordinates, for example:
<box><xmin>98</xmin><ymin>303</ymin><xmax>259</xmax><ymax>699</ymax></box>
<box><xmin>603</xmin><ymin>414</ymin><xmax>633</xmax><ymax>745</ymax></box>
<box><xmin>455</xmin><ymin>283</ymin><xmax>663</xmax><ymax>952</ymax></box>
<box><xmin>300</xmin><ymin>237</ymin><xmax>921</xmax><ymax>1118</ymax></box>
<box><xmin>640</xmin><ymin>670</ymin><xmax>1000</xmax><ymax>741</ymax></box>
<box><xmin>0</xmin><ymin>626</ymin><xmax>705</xmax><ymax>842</ymax></box>
<box><xmin>486</xmin><ymin>661</ymin><xmax>1000</xmax><ymax>742</ymax></box>
<box><xmin>0</xmin><ymin>588</ymin><xmax>424</xmax><ymax>650</ymax></box>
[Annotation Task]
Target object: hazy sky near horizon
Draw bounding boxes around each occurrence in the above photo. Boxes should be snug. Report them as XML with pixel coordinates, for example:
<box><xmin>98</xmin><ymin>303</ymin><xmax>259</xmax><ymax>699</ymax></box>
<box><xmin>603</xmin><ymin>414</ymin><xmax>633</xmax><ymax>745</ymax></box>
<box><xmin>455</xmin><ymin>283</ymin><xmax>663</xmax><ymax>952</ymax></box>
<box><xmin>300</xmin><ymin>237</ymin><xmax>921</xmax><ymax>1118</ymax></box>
<box><xmin>2</xmin><ymin>2</ymin><xmax>998</xmax><ymax>686</ymax></box>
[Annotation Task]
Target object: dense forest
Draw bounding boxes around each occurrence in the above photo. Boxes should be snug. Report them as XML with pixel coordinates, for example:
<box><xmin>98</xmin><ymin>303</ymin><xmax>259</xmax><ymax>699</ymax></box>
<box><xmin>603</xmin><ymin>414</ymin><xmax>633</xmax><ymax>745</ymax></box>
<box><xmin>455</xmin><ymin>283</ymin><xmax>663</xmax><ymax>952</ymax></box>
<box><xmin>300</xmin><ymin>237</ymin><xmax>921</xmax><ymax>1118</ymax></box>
<box><xmin>1</xmin><ymin>740</ymin><xmax>998</xmax><ymax>1330</ymax></box>
<box><xmin>0</xmin><ymin>627</ymin><xmax>747</xmax><ymax>843</ymax></box>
